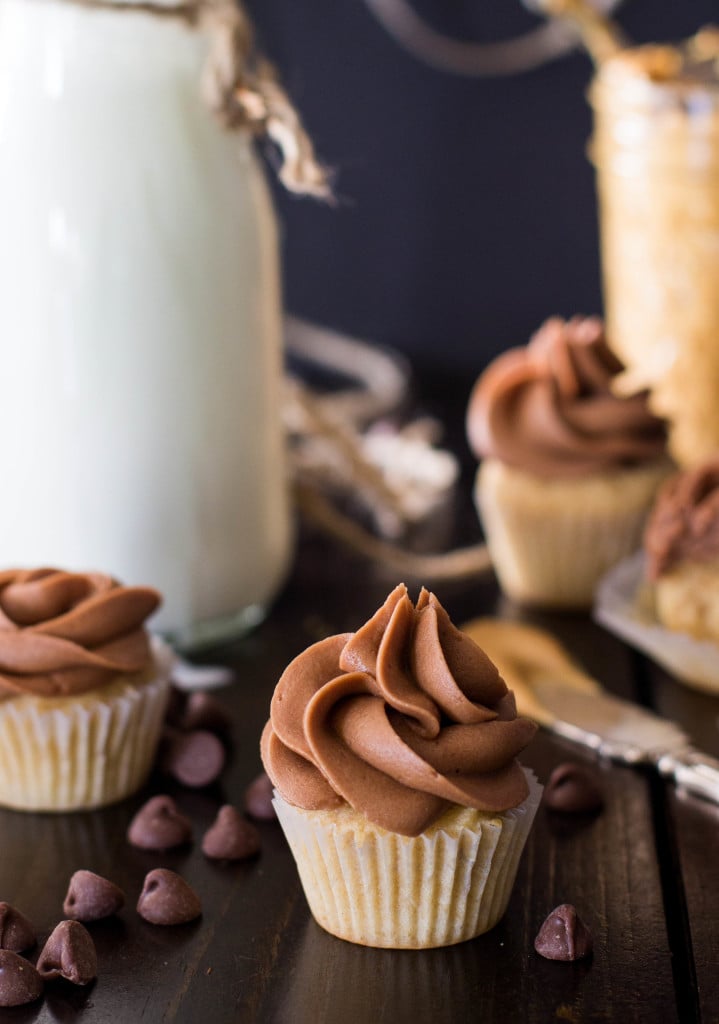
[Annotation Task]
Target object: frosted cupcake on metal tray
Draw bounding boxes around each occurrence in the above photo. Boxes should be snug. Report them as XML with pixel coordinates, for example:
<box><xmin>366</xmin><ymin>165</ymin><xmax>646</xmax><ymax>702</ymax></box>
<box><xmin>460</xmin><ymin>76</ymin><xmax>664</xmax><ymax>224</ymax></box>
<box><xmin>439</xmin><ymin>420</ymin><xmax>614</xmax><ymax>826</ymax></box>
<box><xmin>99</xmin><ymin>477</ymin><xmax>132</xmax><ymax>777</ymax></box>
<box><xmin>594</xmin><ymin>457</ymin><xmax>719</xmax><ymax>693</ymax></box>
<box><xmin>644</xmin><ymin>457</ymin><xmax>719</xmax><ymax>644</ymax></box>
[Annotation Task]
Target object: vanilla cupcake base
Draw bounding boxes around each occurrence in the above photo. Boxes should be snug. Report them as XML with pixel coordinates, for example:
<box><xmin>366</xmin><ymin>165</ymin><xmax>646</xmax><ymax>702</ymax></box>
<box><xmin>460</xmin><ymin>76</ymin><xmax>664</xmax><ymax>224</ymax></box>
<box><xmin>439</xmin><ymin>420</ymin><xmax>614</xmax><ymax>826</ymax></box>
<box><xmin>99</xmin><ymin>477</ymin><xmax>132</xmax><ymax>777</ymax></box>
<box><xmin>273</xmin><ymin>771</ymin><xmax>542</xmax><ymax>949</ymax></box>
<box><xmin>0</xmin><ymin>640</ymin><xmax>172</xmax><ymax>812</ymax></box>
<box><xmin>476</xmin><ymin>457</ymin><xmax>671</xmax><ymax>609</ymax></box>
<box><xmin>654</xmin><ymin>563</ymin><xmax>719</xmax><ymax>644</ymax></box>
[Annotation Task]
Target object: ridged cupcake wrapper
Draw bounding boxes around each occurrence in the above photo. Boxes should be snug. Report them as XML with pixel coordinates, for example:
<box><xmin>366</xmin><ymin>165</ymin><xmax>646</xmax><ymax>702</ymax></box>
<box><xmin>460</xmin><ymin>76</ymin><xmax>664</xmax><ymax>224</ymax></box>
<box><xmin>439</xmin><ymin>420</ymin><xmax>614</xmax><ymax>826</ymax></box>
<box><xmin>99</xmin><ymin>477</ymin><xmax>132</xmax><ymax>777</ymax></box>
<box><xmin>594</xmin><ymin>551</ymin><xmax>719</xmax><ymax>694</ymax></box>
<box><xmin>0</xmin><ymin>673</ymin><xmax>170</xmax><ymax>812</ymax></box>
<box><xmin>273</xmin><ymin>770</ymin><xmax>542</xmax><ymax>949</ymax></box>
<box><xmin>476</xmin><ymin>462</ymin><xmax>665</xmax><ymax>609</ymax></box>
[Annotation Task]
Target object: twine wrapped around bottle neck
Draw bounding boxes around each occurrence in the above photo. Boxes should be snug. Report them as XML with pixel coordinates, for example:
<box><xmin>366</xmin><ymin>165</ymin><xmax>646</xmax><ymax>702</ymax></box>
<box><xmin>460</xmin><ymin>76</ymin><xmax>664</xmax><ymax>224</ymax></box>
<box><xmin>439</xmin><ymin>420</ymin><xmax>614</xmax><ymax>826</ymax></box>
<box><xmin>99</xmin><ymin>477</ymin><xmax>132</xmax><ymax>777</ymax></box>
<box><xmin>63</xmin><ymin>0</ymin><xmax>330</xmax><ymax>198</ymax></box>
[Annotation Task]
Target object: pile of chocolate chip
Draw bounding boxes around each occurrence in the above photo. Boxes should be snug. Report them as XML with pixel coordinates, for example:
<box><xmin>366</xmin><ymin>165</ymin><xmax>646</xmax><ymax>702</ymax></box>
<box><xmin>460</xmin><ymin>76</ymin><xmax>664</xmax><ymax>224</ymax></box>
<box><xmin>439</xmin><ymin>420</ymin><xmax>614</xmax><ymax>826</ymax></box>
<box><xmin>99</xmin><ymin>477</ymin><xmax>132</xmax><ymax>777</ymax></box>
<box><xmin>0</xmin><ymin>914</ymin><xmax>97</xmax><ymax>1007</ymax></box>
<box><xmin>127</xmin><ymin>794</ymin><xmax>262</xmax><ymax>860</ymax></box>
<box><xmin>0</xmin><ymin>864</ymin><xmax>206</xmax><ymax>1009</ymax></box>
<box><xmin>160</xmin><ymin>688</ymin><xmax>234</xmax><ymax>788</ymax></box>
<box><xmin>0</xmin><ymin>681</ymin><xmax>278</xmax><ymax>1008</ymax></box>
<box><xmin>126</xmin><ymin>684</ymin><xmax>275</xmax><ymax>860</ymax></box>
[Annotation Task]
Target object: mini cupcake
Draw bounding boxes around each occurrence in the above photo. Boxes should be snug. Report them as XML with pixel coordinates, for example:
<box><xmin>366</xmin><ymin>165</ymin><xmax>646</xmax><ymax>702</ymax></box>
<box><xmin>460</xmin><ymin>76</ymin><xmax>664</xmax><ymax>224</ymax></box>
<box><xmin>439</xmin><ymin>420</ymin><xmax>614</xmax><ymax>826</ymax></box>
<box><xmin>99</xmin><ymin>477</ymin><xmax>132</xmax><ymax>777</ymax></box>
<box><xmin>0</xmin><ymin>568</ymin><xmax>171</xmax><ymax>812</ymax></box>
<box><xmin>261</xmin><ymin>583</ymin><xmax>540</xmax><ymax>949</ymax></box>
<box><xmin>466</xmin><ymin>316</ymin><xmax>670</xmax><ymax>608</ymax></box>
<box><xmin>644</xmin><ymin>457</ymin><xmax>719</xmax><ymax>643</ymax></box>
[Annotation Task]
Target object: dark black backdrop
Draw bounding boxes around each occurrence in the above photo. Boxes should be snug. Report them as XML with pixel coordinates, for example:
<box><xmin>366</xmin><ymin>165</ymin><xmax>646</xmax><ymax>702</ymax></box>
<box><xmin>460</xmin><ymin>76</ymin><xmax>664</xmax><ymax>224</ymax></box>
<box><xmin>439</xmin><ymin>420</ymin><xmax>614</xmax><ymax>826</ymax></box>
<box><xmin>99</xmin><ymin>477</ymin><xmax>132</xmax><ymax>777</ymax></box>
<box><xmin>245</xmin><ymin>0</ymin><xmax>716</xmax><ymax>380</ymax></box>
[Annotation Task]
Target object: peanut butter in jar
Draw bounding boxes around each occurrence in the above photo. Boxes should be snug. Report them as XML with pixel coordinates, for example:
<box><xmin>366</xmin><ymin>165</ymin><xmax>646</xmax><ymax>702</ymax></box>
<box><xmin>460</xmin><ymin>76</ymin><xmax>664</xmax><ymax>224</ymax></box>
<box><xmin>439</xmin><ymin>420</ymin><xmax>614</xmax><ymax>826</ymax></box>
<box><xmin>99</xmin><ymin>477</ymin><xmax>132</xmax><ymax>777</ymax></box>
<box><xmin>589</xmin><ymin>27</ymin><xmax>719</xmax><ymax>467</ymax></box>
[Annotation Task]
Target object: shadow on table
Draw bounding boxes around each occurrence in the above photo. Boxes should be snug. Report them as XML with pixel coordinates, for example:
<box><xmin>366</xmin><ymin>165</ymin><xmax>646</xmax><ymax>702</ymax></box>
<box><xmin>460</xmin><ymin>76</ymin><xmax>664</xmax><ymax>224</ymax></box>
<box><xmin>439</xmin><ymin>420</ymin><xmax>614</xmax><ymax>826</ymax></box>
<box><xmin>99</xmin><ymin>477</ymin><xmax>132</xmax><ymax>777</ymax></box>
<box><xmin>276</xmin><ymin>918</ymin><xmax>482</xmax><ymax>1023</ymax></box>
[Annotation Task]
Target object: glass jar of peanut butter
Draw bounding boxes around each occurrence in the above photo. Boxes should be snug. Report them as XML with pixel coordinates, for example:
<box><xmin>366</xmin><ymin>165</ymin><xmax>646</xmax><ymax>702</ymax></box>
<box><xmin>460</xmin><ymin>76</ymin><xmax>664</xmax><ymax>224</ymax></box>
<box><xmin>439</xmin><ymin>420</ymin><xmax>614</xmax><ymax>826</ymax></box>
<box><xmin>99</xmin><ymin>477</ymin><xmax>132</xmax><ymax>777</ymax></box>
<box><xmin>589</xmin><ymin>28</ymin><xmax>719</xmax><ymax>467</ymax></box>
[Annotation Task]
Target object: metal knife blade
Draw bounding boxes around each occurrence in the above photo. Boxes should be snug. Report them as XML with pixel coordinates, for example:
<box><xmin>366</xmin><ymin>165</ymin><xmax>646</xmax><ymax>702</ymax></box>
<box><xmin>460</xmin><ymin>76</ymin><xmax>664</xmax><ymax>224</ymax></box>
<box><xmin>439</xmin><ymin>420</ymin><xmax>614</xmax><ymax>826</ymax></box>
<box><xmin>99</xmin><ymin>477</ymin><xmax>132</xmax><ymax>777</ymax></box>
<box><xmin>462</xmin><ymin>618</ymin><xmax>719</xmax><ymax>807</ymax></box>
<box><xmin>529</xmin><ymin>677</ymin><xmax>690</xmax><ymax>762</ymax></box>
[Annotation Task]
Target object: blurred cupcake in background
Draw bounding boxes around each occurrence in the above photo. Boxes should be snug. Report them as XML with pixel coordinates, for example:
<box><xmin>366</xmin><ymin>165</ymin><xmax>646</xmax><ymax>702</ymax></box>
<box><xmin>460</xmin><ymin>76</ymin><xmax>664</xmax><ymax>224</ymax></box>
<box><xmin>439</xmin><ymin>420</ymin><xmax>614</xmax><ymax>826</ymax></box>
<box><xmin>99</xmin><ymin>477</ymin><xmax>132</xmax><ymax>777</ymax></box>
<box><xmin>466</xmin><ymin>316</ymin><xmax>670</xmax><ymax>608</ymax></box>
<box><xmin>644</xmin><ymin>457</ymin><xmax>719</xmax><ymax>643</ymax></box>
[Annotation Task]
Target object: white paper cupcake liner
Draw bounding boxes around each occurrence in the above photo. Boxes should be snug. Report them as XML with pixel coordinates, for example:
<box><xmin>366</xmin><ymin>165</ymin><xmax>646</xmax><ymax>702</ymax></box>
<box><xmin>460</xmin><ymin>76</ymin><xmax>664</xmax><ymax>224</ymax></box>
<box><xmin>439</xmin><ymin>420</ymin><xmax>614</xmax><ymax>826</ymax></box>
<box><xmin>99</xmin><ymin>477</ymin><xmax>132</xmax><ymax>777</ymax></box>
<box><xmin>475</xmin><ymin>460</ymin><xmax>668</xmax><ymax>609</ymax></box>
<box><xmin>594</xmin><ymin>551</ymin><xmax>719</xmax><ymax>694</ymax></box>
<box><xmin>0</xmin><ymin>641</ymin><xmax>171</xmax><ymax>812</ymax></box>
<box><xmin>273</xmin><ymin>769</ymin><xmax>542</xmax><ymax>949</ymax></box>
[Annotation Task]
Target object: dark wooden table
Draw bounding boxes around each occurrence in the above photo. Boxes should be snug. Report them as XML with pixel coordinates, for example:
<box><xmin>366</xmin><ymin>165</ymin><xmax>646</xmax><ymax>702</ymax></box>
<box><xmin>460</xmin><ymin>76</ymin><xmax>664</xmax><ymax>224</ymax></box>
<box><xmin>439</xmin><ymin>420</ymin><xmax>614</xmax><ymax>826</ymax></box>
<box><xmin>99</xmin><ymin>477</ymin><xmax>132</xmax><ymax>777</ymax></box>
<box><xmin>1</xmin><ymin>463</ymin><xmax>718</xmax><ymax>1024</ymax></box>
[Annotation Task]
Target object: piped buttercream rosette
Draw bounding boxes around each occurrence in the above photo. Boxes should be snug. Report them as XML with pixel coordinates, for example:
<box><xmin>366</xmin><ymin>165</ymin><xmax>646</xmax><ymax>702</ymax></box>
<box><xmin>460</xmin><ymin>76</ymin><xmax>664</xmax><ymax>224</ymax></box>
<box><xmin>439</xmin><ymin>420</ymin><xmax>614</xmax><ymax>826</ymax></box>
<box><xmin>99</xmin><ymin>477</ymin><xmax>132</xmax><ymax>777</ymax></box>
<box><xmin>0</xmin><ymin>568</ymin><xmax>159</xmax><ymax>698</ymax></box>
<box><xmin>466</xmin><ymin>315</ymin><xmax>666</xmax><ymax>479</ymax></box>
<box><xmin>262</xmin><ymin>584</ymin><xmax>536</xmax><ymax>837</ymax></box>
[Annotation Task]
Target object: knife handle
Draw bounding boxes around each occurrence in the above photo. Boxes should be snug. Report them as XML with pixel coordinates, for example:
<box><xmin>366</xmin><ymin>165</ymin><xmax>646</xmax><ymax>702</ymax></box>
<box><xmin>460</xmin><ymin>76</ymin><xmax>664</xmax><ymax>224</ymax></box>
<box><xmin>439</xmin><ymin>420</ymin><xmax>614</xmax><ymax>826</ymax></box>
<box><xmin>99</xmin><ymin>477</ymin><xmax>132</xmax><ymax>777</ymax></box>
<box><xmin>658</xmin><ymin>750</ymin><xmax>719</xmax><ymax>806</ymax></box>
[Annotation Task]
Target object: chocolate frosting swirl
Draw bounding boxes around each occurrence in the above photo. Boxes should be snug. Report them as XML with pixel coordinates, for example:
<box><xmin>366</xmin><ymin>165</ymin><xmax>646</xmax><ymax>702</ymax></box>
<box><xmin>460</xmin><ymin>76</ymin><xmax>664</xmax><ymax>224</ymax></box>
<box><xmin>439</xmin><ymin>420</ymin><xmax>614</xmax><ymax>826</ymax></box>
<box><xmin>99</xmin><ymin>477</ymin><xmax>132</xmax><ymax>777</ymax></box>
<box><xmin>466</xmin><ymin>316</ymin><xmax>666</xmax><ymax>479</ymax></box>
<box><xmin>644</xmin><ymin>458</ymin><xmax>719</xmax><ymax>579</ymax></box>
<box><xmin>0</xmin><ymin>569</ymin><xmax>160</xmax><ymax>697</ymax></box>
<box><xmin>261</xmin><ymin>584</ymin><xmax>536</xmax><ymax>837</ymax></box>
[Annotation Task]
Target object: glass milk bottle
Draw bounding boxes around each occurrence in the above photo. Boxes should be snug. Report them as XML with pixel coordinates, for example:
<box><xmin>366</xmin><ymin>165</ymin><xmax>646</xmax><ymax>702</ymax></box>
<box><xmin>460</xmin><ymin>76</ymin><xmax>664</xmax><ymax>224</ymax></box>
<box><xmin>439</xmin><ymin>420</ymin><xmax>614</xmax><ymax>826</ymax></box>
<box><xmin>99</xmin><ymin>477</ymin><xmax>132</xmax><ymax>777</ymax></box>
<box><xmin>0</xmin><ymin>0</ymin><xmax>296</xmax><ymax>646</ymax></box>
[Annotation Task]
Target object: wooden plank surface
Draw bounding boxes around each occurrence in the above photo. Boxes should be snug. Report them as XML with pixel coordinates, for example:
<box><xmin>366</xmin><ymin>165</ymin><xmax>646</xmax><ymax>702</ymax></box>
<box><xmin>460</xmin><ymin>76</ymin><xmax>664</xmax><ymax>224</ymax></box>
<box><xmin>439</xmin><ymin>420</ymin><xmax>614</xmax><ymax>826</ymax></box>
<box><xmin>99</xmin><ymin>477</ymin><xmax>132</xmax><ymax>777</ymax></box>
<box><xmin>667</xmin><ymin>790</ymin><xmax>719</xmax><ymax>1024</ymax></box>
<box><xmin>0</xmin><ymin>534</ymin><xmax>691</xmax><ymax>1024</ymax></box>
<box><xmin>644</xmin><ymin>659</ymin><xmax>719</xmax><ymax>1024</ymax></box>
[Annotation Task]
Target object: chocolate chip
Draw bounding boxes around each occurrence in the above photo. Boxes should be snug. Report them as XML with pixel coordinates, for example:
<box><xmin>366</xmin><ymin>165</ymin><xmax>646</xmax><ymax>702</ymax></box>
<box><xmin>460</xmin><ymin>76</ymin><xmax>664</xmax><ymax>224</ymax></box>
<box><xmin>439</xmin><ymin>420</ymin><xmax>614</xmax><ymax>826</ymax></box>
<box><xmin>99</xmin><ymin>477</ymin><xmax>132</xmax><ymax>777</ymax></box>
<box><xmin>164</xmin><ymin>685</ymin><xmax>188</xmax><ymax>727</ymax></box>
<box><xmin>0</xmin><ymin>902</ymin><xmax>36</xmax><ymax>953</ymax></box>
<box><xmin>202</xmin><ymin>806</ymin><xmax>261</xmax><ymax>861</ymax></box>
<box><xmin>179</xmin><ymin>693</ymin><xmax>232</xmax><ymax>736</ymax></box>
<box><xmin>63</xmin><ymin>870</ymin><xmax>125</xmax><ymax>922</ymax></box>
<box><xmin>37</xmin><ymin>920</ymin><xmax>97</xmax><ymax>985</ymax></box>
<box><xmin>137</xmin><ymin>869</ymin><xmax>201</xmax><ymax>926</ymax></box>
<box><xmin>127</xmin><ymin>794</ymin><xmax>193</xmax><ymax>851</ymax></box>
<box><xmin>534</xmin><ymin>904</ymin><xmax>593</xmax><ymax>961</ymax></box>
<box><xmin>163</xmin><ymin>730</ymin><xmax>226</xmax><ymax>788</ymax></box>
<box><xmin>0</xmin><ymin>949</ymin><xmax>43</xmax><ymax>1006</ymax></box>
<box><xmin>244</xmin><ymin>772</ymin><xmax>276</xmax><ymax>821</ymax></box>
<box><xmin>544</xmin><ymin>763</ymin><xmax>604</xmax><ymax>814</ymax></box>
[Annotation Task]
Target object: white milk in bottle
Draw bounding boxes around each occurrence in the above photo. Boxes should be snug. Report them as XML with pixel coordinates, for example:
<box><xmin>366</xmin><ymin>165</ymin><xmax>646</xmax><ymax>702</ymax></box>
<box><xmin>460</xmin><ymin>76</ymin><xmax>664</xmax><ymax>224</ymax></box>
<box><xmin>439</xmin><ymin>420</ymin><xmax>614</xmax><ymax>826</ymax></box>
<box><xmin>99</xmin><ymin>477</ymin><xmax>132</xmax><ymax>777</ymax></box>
<box><xmin>0</xmin><ymin>0</ymin><xmax>293</xmax><ymax>645</ymax></box>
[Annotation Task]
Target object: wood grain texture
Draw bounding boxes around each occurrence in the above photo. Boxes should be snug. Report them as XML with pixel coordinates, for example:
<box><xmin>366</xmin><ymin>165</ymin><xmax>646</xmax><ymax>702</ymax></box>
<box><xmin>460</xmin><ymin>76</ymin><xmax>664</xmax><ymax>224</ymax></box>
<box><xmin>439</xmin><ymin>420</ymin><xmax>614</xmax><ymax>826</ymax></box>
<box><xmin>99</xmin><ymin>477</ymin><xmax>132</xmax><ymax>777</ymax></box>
<box><xmin>668</xmin><ymin>790</ymin><xmax>719</xmax><ymax>1024</ymax></box>
<box><xmin>642</xmin><ymin>658</ymin><xmax>719</xmax><ymax>1024</ymax></box>
<box><xmin>0</xmin><ymin>523</ymin><xmax>696</xmax><ymax>1024</ymax></box>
